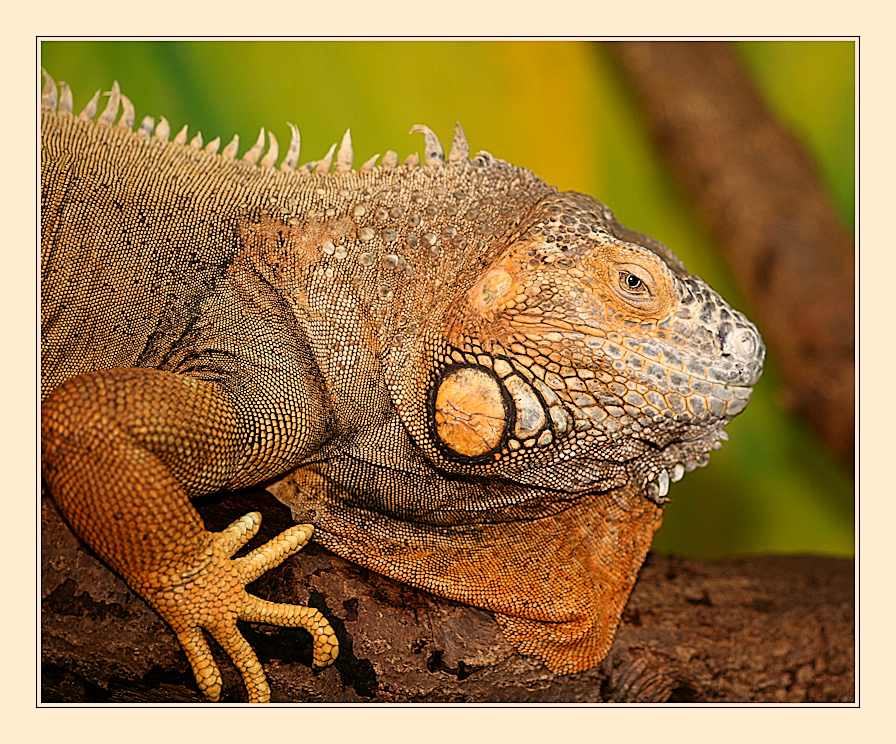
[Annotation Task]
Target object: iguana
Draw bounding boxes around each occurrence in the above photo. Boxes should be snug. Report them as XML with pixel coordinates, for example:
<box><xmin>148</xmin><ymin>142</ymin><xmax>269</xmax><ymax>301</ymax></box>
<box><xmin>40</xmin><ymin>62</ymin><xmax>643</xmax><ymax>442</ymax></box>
<box><xmin>40</xmin><ymin>70</ymin><xmax>765</xmax><ymax>703</ymax></box>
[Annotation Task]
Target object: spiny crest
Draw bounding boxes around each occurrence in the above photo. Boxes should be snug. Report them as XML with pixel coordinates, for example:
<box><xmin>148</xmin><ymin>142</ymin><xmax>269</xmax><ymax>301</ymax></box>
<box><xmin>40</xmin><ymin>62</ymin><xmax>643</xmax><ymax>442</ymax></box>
<box><xmin>40</xmin><ymin>69</ymin><xmax>483</xmax><ymax>176</ymax></box>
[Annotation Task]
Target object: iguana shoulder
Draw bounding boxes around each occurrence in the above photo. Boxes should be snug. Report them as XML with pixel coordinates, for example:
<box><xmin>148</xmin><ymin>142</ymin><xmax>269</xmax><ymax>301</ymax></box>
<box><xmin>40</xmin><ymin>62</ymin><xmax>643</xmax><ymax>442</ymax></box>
<box><xmin>40</xmin><ymin>71</ymin><xmax>765</xmax><ymax>701</ymax></box>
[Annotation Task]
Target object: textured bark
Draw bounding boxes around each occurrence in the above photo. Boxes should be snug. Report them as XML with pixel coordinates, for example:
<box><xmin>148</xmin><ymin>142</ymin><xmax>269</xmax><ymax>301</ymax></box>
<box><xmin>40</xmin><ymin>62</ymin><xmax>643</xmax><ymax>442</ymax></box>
<box><xmin>42</xmin><ymin>489</ymin><xmax>855</xmax><ymax>704</ymax></box>
<box><xmin>607</xmin><ymin>41</ymin><xmax>855</xmax><ymax>469</ymax></box>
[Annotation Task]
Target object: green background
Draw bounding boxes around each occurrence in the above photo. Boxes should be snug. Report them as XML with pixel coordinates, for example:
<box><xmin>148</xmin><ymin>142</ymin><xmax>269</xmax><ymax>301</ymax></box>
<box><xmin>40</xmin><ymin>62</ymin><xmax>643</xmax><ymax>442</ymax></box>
<box><xmin>39</xmin><ymin>40</ymin><xmax>855</xmax><ymax>559</ymax></box>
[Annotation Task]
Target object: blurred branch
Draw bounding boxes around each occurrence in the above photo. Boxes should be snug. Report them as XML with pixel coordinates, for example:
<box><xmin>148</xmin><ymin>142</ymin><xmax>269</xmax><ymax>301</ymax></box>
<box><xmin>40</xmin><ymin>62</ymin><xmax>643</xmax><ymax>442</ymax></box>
<box><xmin>607</xmin><ymin>41</ymin><xmax>855</xmax><ymax>469</ymax></box>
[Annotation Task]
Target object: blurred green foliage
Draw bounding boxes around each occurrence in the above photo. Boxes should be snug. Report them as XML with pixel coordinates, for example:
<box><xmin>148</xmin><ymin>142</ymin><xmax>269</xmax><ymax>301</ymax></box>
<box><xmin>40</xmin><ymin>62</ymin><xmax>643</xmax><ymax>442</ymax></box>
<box><xmin>39</xmin><ymin>40</ymin><xmax>855</xmax><ymax>558</ymax></box>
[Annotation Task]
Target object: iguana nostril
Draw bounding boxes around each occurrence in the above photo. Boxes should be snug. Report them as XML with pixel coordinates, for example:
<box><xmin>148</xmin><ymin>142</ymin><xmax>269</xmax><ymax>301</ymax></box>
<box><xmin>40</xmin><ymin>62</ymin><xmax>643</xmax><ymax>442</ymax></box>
<box><xmin>718</xmin><ymin>325</ymin><xmax>760</xmax><ymax>359</ymax></box>
<box><xmin>734</xmin><ymin>329</ymin><xmax>759</xmax><ymax>358</ymax></box>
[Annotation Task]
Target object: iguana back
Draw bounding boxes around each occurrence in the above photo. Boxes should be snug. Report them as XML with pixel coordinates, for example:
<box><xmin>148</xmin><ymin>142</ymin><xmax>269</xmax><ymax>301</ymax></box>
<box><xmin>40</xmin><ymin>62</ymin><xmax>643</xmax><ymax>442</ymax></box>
<box><xmin>41</xmin><ymin>71</ymin><xmax>765</xmax><ymax>701</ymax></box>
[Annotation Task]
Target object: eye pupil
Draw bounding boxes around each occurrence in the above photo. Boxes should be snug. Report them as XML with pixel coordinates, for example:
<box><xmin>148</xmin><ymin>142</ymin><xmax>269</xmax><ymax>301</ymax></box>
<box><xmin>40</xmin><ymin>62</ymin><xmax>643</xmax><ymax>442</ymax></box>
<box><xmin>613</xmin><ymin>266</ymin><xmax>654</xmax><ymax>303</ymax></box>
<box><xmin>623</xmin><ymin>272</ymin><xmax>643</xmax><ymax>290</ymax></box>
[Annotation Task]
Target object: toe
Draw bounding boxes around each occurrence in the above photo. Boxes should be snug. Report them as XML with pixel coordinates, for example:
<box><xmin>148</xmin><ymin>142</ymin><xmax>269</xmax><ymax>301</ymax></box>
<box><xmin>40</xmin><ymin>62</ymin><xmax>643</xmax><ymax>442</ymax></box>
<box><xmin>234</xmin><ymin>523</ymin><xmax>314</xmax><ymax>584</ymax></box>
<box><xmin>210</xmin><ymin>624</ymin><xmax>270</xmax><ymax>703</ymax></box>
<box><xmin>177</xmin><ymin>627</ymin><xmax>224</xmax><ymax>703</ymax></box>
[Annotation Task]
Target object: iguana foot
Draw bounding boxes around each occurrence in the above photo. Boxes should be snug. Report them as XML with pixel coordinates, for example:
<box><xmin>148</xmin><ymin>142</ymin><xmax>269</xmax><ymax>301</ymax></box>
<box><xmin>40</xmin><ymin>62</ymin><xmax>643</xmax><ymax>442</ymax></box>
<box><xmin>136</xmin><ymin>512</ymin><xmax>338</xmax><ymax>703</ymax></box>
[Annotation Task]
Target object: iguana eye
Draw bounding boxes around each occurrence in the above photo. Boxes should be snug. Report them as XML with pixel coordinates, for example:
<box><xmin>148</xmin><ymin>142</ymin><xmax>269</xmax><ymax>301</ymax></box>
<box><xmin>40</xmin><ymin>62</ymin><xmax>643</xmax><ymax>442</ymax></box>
<box><xmin>620</xmin><ymin>271</ymin><xmax>647</xmax><ymax>293</ymax></box>
<box><xmin>605</xmin><ymin>261</ymin><xmax>662</xmax><ymax>311</ymax></box>
<box><xmin>614</xmin><ymin>265</ymin><xmax>654</xmax><ymax>297</ymax></box>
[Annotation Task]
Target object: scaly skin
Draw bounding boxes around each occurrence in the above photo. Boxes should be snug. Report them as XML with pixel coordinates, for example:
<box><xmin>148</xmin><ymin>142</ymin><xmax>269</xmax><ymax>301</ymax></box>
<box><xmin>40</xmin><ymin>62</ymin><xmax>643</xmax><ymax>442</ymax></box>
<box><xmin>40</xmin><ymin>70</ymin><xmax>764</xmax><ymax>701</ymax></box>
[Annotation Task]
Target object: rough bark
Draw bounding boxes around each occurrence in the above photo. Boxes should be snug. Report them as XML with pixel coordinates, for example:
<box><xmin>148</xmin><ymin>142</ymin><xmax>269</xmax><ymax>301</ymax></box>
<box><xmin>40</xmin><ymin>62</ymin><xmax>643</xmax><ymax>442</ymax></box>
<box><xmin>607</xmin><ymin>41</ymin><xmax>855</xmax><ymax>470</ymax></box>
<box><xmin>42</xmin><ymin>489</ymin><xmax>855</xmax><ymax>704</ymax></box>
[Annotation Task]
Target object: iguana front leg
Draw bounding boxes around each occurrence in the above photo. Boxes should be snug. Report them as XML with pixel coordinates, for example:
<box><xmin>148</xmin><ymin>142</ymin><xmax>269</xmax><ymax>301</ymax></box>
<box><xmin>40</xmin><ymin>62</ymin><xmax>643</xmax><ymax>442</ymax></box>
<box><xmin>41</xmin><ymin>368</ymin><xmax>338</xmax><ymax>702</ymax></box>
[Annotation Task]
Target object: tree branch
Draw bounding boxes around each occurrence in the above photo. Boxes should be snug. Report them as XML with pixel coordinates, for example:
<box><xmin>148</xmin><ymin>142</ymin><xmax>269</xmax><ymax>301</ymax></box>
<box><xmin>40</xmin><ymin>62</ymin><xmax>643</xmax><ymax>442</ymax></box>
<box><xmin>42</xmin><ymin>489</ymin><xmax>854</xmax><ymax>703</ymax></box>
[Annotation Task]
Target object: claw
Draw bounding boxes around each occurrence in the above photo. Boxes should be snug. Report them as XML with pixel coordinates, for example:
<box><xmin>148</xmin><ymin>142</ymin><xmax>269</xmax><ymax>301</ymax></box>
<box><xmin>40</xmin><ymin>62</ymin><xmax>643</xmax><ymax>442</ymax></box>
<box><xmin>241</xmin><ymin>593</ymin><xmax>339</xmax><ymax>670</ymax></box>
<box><xmin>139</xmin><ymin>511</ymin><xmax>338</xmax><ymax>702</ymax></box>
<box><xmin>234</xmin><ymin>522</ymin><xmax>339</xmax><ymax>671</ymax></box>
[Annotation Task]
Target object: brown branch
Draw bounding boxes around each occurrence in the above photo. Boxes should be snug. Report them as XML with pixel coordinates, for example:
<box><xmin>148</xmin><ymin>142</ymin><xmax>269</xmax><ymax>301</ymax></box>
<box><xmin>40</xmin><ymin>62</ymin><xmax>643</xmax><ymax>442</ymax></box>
<box><xmin>42</xmin><ymin>489</ymin><xmax>855</xmax><ymax>703</ymax></box>
<box><xmin>607</xmin><ymin>41</ymin><xmax>855</xmax><ymax>469</ymax></box>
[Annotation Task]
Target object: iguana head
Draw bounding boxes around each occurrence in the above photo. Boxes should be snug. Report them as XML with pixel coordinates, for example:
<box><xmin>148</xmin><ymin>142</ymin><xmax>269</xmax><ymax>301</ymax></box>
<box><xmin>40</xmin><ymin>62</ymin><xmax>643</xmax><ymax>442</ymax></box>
<box><xmin>416</xmin><ymin>191</ymin><xmax>764</xmax><ymax>503</ymax></box>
